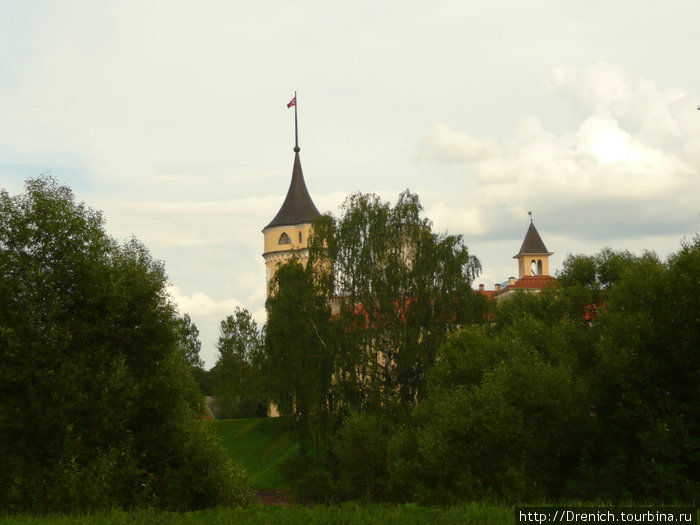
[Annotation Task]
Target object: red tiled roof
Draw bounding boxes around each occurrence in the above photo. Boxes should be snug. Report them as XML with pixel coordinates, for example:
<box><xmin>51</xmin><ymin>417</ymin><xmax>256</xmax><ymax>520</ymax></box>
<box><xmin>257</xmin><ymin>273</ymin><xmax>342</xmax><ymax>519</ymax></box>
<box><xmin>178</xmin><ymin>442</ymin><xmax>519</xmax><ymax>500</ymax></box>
<box><xmin>477</xmin><ymin>275</ymin><xmax>558</xmax><ymax>300</ymax></box>
<box><xmin>509</xmin><ymin>275</ymin><xmax>557</xmax><ymax>289</ymax></box>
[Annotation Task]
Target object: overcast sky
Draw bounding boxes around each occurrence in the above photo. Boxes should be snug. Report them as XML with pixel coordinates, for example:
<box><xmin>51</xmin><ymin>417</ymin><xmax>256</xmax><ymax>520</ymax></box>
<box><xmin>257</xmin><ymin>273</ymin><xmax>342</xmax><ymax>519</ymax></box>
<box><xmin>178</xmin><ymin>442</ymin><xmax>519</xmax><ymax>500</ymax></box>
<box><xmin>1</xmin><ymin>1</ymin><xmax>698</xmax><ymax>367</ymax></box>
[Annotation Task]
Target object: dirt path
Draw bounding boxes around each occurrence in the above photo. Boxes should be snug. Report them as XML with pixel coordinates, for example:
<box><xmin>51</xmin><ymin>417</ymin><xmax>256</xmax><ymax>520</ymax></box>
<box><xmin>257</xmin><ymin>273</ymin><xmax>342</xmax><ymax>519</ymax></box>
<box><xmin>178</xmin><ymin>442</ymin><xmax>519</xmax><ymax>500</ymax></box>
<box><xmin>253</xmin><ymin>489</ymin><xmax>295</xmax><ymax>507</ymax></box>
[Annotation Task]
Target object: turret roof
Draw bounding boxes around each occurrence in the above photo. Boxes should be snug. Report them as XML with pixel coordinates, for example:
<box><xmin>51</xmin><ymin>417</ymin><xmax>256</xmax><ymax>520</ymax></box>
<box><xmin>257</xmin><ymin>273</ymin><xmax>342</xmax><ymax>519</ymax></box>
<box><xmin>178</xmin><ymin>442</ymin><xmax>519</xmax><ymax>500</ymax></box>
<box><xmin>263</xmin><ymin>149</ymin><xmax>320</xmax><ymax>230</ymax></box>
<box><xmin>514</xmin><ymin>221</ymin><xmax>552</xmax><ymax>256</ymax></box>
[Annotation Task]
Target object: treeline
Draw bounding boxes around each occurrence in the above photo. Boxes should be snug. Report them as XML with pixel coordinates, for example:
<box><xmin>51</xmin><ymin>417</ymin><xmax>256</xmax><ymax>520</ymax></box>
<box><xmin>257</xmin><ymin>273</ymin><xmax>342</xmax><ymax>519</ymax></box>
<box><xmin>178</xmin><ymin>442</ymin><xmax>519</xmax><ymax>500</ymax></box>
<box><xmin>0</xmin><ymin>177</ymin><xmax>250</xmax><ymax>513</ymax></box>
<box><xmin>5</xmin><ymin>176</ymin><xmax>695</xmax><ymax>512</ymax></box>
<box><xmin>220</xmin><ymin>191</ymin><xmax>698</xmax><ymax>504</ymax></box>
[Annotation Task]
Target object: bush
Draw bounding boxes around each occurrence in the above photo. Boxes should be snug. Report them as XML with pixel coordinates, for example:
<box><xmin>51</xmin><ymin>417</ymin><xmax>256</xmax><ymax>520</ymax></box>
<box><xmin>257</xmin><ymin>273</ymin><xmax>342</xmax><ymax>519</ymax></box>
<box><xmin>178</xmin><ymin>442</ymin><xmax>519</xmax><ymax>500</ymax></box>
<box><xmin>333</xmin><ymin>411</ymin><xmax>388</xmax><ymax>501</ymax></box>
<box><xmin>281</xmin><ymin>453</ymin><xmax>336</xmax><ymax>504</ymax></box>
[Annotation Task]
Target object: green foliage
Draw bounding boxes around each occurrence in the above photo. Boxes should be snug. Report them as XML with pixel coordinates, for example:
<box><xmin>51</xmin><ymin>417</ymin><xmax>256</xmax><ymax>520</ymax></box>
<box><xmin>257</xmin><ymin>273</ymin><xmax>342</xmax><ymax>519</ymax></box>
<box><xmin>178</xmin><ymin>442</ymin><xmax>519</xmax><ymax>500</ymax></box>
<box><xmin>281</xmin><ymin>454</ymin><xmax>337</xmax><ymax>505</ymax></box>
<box><xmin>307</xmin><ymin>190</ymin><xmax>485</xmax><ymax>411</ymax></box>
<box><xmin>387</xmin><ymin>242</ymin><xmax>699</xmax><ymax>504</ymax></box>
<box><xmin>334</xmin><ymin>412</ymin><xmax>388</xmax><ymax>501</ymax></box>
<box><xmin>260</xmin><ymin>191</ymin><xmax>486</xmax><ymax>502</ymax></box>
<box><xmin>174</xmin><ymin>314</ymin><xmax>214</xmax><ymax>396</ymax></box>
<box><xmin>0</xmin><ymin>502</ymin><xmax>518</xmax><ymax>525</ymax></box>
<box><xmin>406</xmin><ymin>324</ymin><xmax>590</xmax><ymax>504</ymax></box>
<box><xmin>211</xmin><ymin>308</ymin><xmax>267</xmax><ymax>418</ymax></box>
<box><xmin>555</xmin><ymin>247</ymin><xmax>647</xmax><ymax>310</ymax></box>
<box><xmin>265</xmin><ymin>259</ymin><xmax>334</xmax><ymax>454</ymax></box>
<box><xmin>574</xmin><ymin>237</ymin><xmax>699</xmax><ymax>500</ymax></box>
<box><xmin>175</xmin><ymin>314</ymin><xmax>204</xmax><ymax>370</ymax></box>
<box><xmin>258</xmin><ymin>187</ymin><xmax>696</xmax><ymax>504</ymax></box>
<box><xmin>0</xmin><ymin>176</ymin><xmax>249</xmax><ymax>512</ymax></box>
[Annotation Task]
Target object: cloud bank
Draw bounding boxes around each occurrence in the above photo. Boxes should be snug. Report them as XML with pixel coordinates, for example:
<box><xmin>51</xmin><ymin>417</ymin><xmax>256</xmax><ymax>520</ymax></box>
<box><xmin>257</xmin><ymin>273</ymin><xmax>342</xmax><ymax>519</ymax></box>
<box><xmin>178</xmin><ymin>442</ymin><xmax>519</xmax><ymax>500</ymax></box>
<box><xmin>417</xmin><ymin>63</ymin><xmax>699</xmax><ymax>246</ymax></box>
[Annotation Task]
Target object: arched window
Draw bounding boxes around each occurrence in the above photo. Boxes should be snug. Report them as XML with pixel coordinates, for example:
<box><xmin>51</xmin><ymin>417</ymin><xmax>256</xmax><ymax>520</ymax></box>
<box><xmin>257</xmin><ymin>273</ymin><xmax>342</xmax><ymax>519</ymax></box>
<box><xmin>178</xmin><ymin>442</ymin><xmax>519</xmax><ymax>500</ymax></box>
<box><xmin>531</xmin><ymin>260</ymin><xmax>537</xmax><ymax>276</ymax></box>
<box><xmin>279</xmin><ymin>232</ymin><xmax>291</xmax><ymax>245</ymax></box>
<box><xmin>537</xmin><ymin>259</ymin><xmax>543</xmax><ymax>275</ymax></box>
<box><xmin>299</xmin><ymin>231</ymin><xmax>303</xmax><ymax>243</ymax></box>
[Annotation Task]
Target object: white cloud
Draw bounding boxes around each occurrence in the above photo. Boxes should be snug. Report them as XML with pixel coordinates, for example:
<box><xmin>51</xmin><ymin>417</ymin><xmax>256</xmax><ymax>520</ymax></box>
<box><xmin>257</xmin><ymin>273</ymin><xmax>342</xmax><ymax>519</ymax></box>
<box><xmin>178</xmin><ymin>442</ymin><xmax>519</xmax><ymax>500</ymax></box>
<box><xmin>548</xmin><ymin>62</ymin><xmax>635</xmax><ymax>114</ymax></box>
<box><xmin>167</xmin><ymin>285</ymin><xmax>243</xmax><ymax>319</ymax></box>
<box><xmin>2</xmin><ymin>0</ymin><xmax>699</xmax><ymax>366</ymax></box>
<box><xmin>417</xmin><ymin>123</ymin><xmax>494</xmax><ymax>163</ymax></box>
<box><xmin>549</xmin><ymin>62</ymin><xmax>699</xmax><ymax>151</ymax></box>
<box><xmin>418</xmin><ymin>64</ymin><xmax>698</xmax><ymax>243</ymax></box>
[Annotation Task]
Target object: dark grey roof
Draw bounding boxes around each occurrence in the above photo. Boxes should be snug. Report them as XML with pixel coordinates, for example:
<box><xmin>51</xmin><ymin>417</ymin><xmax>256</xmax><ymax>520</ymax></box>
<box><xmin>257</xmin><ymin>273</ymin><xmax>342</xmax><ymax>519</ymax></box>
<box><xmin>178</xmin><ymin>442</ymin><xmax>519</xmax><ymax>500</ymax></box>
<box><xmin>263</xmin><ymin>151</ymin><xmax>320</xmax><ymax>230</ymax></box>
<box><xmin>515</xmin><ymin>221</ymin><xmax>552</xmax><ymax>256</ymax></box>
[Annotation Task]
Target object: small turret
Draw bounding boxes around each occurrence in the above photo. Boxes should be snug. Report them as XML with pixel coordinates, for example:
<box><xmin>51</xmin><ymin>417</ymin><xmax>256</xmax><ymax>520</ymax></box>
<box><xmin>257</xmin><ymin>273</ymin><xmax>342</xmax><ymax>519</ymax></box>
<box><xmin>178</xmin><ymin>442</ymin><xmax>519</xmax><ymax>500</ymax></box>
<box><xmin>513</xmin><ymin>216</ymin><xmax>553</xmax><ymax>278</ymax></box>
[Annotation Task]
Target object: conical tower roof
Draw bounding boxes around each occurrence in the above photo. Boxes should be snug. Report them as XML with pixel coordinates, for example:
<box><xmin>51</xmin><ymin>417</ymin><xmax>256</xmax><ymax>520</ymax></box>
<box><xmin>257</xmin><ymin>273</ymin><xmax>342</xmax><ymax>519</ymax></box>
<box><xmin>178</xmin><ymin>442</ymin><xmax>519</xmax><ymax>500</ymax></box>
<box><xmin>263</xmin><ymin>149</ymin><xmax>320</xmax><ymax>230</ymax></box>
<box><xmin>514</xmin><ymin>221</ymin><xmax>552</xmax><ymax>256</ymax></box>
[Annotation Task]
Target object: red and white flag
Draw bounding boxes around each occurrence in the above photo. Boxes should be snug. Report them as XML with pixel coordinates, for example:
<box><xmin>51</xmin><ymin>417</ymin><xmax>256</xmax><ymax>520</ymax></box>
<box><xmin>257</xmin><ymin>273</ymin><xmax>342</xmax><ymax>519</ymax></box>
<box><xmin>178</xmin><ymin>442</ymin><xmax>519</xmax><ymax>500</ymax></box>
<box><xmin>287</xmin><ymin>96</ymin><xmax>296</xmax><ymax>108</ymax></box>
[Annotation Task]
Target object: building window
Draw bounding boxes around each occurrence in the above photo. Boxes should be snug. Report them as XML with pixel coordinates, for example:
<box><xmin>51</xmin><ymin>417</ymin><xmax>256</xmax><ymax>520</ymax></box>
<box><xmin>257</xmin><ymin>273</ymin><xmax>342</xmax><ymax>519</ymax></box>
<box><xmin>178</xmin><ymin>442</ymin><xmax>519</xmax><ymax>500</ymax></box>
<box><xmin>537</xmin><ymin>260</ymin><xmax>543</xmax><ymax>275</ymax></box>
<box><xmin>299</xmin><ymin>231</ymin><xmax>303</xmax><ymax>243</ymax></box>
<box><xmin>279</xmin><ymin>232</ymin><xmax>291</xmax><ymax>245</ymax></box>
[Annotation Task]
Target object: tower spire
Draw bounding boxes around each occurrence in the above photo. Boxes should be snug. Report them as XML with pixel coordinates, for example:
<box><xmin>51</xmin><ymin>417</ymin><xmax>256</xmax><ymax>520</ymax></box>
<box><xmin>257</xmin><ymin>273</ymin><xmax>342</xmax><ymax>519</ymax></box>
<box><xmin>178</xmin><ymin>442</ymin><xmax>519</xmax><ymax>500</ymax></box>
<box><xmin>293</xmin><ymin>91</ymin><xmax>299</xmax><ymax>153</ymax></box>
<box><xmin>286</xmin><ymin>91</ymin><xmax>300</xmax><ymax>151</ymax></box>
<box><xmin>264</xmin><ymin>93</ymin><xmax>319</xmax><ymax>231</ymax></box>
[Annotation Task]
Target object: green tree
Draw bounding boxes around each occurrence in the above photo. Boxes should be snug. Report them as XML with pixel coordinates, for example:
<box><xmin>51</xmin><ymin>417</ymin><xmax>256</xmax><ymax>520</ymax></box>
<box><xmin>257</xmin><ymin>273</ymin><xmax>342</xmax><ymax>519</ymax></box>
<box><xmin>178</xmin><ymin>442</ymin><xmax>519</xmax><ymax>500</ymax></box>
<box><xmin>211</xmin><ymin>307</ymin><xmax>266</xmax><ymax>418</ymax></box>
<box><xmin>266</xmin><ymin>191</ymin><xmax>485</xmax><ymax>502</ymax></box>
<box><xmin>577</xmin><ymin>240</ymin><xmax>700</xmax><ymax>500</ymax></box>
<box><xmin>308</xmin><ymin>191</ymin><xmax>485</xmax><ymax>412</ymax></box>
<box><xmin>175</xmin><ymin>313</ymin><xmax>204</xmax><ymax>369</ymax></box>
<box><xmin>175</xmin><ymin>313</ymin><xmax>211</xmax><ymax>394</ymax></box>
<box><xmin>0</xmin><ymin>176</ymin><xmax>249</xmax><ymax>512</ymax></box>
<box><xmin>403</xmin><ymin>324</ymin><xmax>590</xmax><ymax>503</ymax></box>
<box><xmin>394</xmin><ymin>244</ymin><xmax>698</xmax><ymax>504</ymax></box>
<box><xmin>265</xmin><ymin>258</ymin><xmax>334</xmax><ymax>455</ymax></box>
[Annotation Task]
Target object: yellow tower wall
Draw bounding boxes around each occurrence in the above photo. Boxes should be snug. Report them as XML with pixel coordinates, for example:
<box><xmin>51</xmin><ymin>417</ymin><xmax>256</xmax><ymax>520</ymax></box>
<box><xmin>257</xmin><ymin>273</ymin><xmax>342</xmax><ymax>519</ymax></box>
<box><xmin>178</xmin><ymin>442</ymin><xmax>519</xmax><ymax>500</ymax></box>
<box><xmin>262</xmin><ymin>223</ymin><xmax>314</xmax><ymax>293</ymax></box>
<box><xmin>516</xmin><ymin>254</ymin><xmax>551</xmax><ymax>277</ymax></box>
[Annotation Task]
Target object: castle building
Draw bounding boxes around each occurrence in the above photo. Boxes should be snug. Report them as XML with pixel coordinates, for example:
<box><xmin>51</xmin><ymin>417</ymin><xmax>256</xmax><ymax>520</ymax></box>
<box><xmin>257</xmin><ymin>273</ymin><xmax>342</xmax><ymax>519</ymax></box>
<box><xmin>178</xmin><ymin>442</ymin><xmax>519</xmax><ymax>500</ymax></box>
<box><xmin>479</xmin><ymin>218</ymin><xmax>556</xmax><ymax>301</ymax></box>
<box><xmin>264</xmin><ymin>97</ymin><xmax>553</xmax><ymax>304</ymax></box>
<box><xmin>262</xmin><ymin>141</ymin><xmax>320</xmax><ymax>296</ymax></box>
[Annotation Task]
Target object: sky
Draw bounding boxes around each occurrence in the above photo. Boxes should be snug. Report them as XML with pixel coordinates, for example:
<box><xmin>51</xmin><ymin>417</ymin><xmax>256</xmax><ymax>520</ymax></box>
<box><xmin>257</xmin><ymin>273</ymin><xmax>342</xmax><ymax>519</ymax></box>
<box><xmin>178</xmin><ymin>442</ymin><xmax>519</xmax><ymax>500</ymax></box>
<box><xmin>1</xmin><ymin>1</ymin><xmax>698</xmax><ymax>367</ymax></box>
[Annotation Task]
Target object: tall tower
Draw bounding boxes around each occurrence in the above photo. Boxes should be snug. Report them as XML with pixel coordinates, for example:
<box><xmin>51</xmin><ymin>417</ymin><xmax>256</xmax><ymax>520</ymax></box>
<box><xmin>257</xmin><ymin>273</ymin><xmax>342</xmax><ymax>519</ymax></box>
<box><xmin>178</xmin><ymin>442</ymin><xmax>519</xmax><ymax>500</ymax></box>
<box><xmin>514</xmin><ymin>217</ymin><xmax>553</xmax><ymax>277</ymax></box>
<box><xmin>262</xmin><ymin>95</ymin><xmax>320</xmax><ymax>296</ymax></box>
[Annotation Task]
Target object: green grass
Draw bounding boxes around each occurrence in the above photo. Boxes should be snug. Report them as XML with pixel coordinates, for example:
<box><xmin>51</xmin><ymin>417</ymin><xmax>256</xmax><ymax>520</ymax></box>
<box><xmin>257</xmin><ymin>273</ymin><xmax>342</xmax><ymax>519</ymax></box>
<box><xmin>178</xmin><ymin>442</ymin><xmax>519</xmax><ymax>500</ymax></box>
<box><xmin>0</xmin><ymin>502</ymin><xmax>514</xmax><ymax>524</ymax></box>
<box><xmin>210</xmin><ymin>418</ymin><xmax>297</xmax><ymax>490</ymax></box>
<box><xmin>4</xmin><ymin>504</ymin><xmax>697</xmax><ymax>525</ymax></box>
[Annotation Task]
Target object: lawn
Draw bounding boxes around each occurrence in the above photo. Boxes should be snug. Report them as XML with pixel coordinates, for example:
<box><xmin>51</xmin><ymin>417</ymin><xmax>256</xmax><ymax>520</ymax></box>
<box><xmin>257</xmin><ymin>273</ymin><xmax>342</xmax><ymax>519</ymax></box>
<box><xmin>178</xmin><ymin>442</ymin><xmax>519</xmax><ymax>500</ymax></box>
<box><xmin>209</xmin><ymin>417</ymin><xmax>297</xmax><ymax>490</ymax></box>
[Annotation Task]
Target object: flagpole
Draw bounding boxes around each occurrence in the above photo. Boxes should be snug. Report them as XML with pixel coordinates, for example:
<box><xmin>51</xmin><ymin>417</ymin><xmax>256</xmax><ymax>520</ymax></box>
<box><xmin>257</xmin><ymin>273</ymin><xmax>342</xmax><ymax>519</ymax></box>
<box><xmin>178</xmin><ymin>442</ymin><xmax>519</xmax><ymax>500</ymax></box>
<box><xmin>294</xmin><ymin>91</ymin><xmax>299</xmax><ymax>152</ymax></box>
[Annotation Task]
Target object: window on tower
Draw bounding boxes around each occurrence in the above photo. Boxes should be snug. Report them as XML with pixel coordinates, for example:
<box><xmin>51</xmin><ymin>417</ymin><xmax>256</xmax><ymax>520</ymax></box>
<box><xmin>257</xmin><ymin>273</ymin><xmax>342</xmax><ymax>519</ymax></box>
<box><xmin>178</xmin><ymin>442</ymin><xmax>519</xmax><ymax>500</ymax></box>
<box><xmin>299</xmin><ymin>231</ymin><xmax>303</xmax><ymax>243</ymax></box>
<box><xmin>279</xmin><ymin>232</ymin><xmax>292</xmax><ymax>245</ymax></box>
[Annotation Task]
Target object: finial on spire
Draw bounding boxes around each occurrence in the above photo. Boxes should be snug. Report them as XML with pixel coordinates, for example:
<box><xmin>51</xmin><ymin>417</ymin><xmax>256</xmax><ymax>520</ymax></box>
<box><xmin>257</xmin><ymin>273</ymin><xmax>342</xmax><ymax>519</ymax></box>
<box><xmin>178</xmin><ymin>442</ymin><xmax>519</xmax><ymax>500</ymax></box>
<box><xmin>286</xmin><ymin>91</ymin><xmax>299</xmax><ymax>153</ymax></box>
<box><xmin>528</xmin><ymin>210</ymin><xmax>533</xmax><ymax>222</ymax></box>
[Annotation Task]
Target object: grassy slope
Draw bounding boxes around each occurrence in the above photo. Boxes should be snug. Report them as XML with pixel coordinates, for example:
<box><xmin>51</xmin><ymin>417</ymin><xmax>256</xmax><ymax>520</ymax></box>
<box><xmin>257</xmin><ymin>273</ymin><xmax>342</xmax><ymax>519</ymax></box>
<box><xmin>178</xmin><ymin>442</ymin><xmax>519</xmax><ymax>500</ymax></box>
<box><xmin>210</xmin><ymin>418</ymin><xmax>297</xmax><ymax>490</ymax></box>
